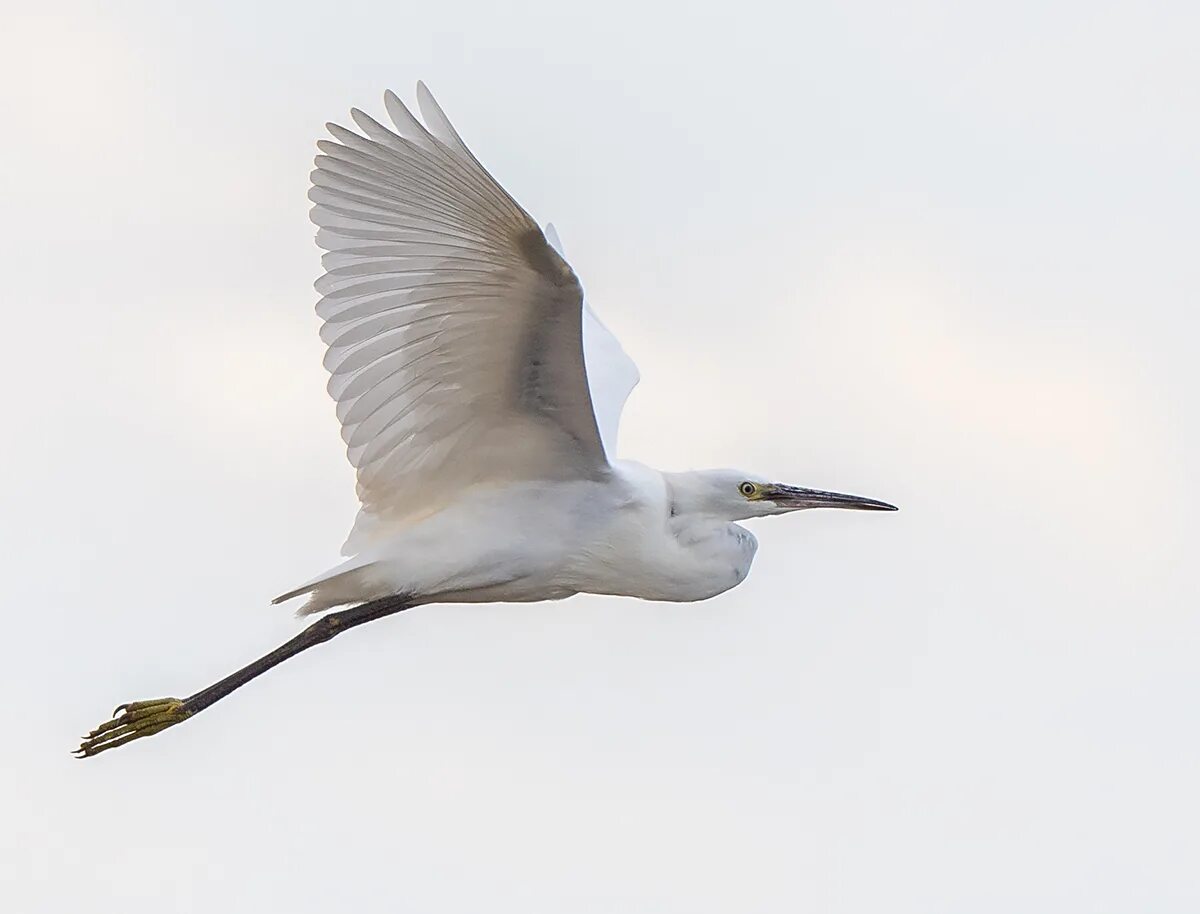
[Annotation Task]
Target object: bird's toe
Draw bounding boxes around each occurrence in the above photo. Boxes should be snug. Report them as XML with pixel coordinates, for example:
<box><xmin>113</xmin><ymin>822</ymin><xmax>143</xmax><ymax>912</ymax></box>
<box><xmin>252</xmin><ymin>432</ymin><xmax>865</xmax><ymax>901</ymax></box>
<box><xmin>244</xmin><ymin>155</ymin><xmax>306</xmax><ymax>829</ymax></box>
<box><xmin>75</xmin><ymin>697</ymin><xmax>191</xmax><ymax>758</ymax></box>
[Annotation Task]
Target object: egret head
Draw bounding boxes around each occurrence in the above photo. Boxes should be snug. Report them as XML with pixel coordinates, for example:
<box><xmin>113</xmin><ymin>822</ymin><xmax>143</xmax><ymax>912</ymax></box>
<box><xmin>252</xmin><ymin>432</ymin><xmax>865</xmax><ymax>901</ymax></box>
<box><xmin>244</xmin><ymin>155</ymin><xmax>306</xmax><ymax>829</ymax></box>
<box><xmin>668</xmin><ymin>469</ymin><xmax>898</xmax><ymax>522</ymax></box>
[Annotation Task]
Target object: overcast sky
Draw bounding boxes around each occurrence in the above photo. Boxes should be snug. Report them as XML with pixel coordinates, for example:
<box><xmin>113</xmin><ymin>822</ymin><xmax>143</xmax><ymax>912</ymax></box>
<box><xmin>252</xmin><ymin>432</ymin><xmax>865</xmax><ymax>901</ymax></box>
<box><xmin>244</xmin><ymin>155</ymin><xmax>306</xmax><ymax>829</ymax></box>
<box><xmin>3</xmin><ymin>1</ymin><xmax>1197</xmax><ymax>911</ymax></box>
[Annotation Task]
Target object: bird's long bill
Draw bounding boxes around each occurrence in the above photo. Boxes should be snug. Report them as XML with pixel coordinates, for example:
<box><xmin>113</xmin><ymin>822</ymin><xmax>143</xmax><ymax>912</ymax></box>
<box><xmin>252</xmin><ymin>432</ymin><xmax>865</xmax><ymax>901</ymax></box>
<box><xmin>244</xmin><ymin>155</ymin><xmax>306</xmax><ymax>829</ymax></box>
<box><xmin>768</xmin><ymin>484</ymin><xmax>898</xmax><ymax>512</ymax></box>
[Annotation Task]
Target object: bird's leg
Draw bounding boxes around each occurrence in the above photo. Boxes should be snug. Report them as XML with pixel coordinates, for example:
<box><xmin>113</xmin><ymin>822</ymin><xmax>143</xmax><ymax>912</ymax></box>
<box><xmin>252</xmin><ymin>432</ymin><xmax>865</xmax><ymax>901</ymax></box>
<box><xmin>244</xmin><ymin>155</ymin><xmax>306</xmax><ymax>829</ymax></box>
<box><xmin>75</xmin><ymin>594</ymin><xmax>413</xmax><ymax>758</ymax></box>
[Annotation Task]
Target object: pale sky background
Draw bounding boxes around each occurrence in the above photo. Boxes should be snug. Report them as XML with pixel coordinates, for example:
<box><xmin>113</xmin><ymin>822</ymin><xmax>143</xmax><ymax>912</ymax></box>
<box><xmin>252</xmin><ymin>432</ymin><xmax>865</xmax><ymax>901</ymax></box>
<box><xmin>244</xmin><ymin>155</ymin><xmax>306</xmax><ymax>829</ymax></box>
<box><xmin>2</xmin><ymin>1</ymin><xmax>1197</xmax><ymax>911</ymax></box>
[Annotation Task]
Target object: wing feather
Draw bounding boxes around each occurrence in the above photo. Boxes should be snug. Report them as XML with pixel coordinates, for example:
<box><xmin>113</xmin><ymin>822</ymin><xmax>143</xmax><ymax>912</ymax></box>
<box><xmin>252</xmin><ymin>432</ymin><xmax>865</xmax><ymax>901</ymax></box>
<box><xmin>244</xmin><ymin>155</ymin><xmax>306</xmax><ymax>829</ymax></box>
<box><xmin>544</xmin><ymin>224</ymin><xmax>641</xmax><ymax>458</ymax></box>
<box><xmin>311</xmin><ymin>86</ymin><xmax>611</xmax><ymax>552</ymax></box>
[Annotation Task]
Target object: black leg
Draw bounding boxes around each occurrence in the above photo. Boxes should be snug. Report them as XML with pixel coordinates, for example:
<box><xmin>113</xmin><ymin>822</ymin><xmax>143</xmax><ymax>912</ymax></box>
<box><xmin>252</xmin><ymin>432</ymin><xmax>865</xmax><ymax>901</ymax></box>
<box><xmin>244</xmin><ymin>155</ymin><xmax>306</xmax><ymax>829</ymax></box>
<box><xmin>76</xmin><ymin>594</ymin><xmax>413</xmax><ymax>758</ymax></box>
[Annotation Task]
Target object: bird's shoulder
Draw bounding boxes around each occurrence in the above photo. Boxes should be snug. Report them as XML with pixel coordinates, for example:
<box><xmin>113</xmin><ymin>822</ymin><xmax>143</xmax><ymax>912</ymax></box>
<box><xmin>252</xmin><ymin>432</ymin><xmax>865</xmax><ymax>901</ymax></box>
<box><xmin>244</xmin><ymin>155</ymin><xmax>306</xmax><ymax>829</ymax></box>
<box><xmin>607</xmin><ymin>460</ymin><xmax>672</xmax><ymax>514</ymax></box>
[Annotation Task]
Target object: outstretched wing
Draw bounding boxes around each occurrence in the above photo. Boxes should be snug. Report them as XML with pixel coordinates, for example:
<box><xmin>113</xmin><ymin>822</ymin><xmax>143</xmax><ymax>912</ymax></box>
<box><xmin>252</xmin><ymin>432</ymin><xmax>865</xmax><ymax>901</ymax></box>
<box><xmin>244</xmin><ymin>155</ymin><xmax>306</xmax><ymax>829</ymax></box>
<box><xmin>310</xmin><ymin>84</ymin><xmax>609</xmax><ymax>541</ymax></box>
<box><xmin>544</xmin><ymin>224</ymin><xmax>641</xmax><ymax>460</ymax></box>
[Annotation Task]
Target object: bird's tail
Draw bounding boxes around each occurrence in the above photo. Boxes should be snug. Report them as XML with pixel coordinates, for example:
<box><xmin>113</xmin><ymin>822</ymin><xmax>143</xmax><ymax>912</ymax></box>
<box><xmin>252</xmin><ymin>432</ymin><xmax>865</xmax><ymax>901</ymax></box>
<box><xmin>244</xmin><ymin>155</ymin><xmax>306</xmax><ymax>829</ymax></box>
<box><xmin>271</xmin><ymin>559</ymin><xmax>386</xmax><ymax>617</ymax></box>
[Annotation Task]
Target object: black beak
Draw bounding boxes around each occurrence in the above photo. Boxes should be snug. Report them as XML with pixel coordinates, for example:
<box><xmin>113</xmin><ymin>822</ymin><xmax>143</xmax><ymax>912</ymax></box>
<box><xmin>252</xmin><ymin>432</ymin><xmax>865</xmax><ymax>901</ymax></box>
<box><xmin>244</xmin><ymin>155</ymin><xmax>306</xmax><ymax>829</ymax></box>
<box><xmin>767</xmin><ymin>484</ymin><xmax>898</xmax><ymax>512</ymax></box>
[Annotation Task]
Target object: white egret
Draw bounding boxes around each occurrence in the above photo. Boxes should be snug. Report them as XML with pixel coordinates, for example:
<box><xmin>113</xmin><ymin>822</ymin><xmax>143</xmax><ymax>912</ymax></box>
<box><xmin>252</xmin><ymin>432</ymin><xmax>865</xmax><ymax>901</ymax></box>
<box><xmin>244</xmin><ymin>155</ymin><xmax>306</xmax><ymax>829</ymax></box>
<box><xmin>78</xmin><ymin>83</ymin><xmax>896</xmax><ymax>757</ymax></box>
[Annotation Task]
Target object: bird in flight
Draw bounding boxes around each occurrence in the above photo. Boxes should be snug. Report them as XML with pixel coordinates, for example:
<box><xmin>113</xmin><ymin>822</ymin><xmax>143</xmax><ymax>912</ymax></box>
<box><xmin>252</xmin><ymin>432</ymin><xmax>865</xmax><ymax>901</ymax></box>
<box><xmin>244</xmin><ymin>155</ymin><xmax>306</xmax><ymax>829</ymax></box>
<box><xmin>77</xmin><ymin>83</ymin><xmax>896</xmax><ymax>757</ymax></box>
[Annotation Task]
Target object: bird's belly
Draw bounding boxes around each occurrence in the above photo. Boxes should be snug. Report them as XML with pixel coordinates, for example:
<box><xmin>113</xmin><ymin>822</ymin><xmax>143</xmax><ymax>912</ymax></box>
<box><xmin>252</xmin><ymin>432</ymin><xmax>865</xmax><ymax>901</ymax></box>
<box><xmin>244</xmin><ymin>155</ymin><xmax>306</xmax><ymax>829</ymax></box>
<box><xmin>564</xmin><ymin>556</ymin><xmax>748</xmax><ymax>603</ymax></box>
<box><xmin>439</xmin><ymin>573</ymin><xmax>579</xmax><ymax>605</ymax></box>
<box><xmin>561</xmin><ymin>525</ymin><xmax>755</xmax><ymax>603</ymax></box>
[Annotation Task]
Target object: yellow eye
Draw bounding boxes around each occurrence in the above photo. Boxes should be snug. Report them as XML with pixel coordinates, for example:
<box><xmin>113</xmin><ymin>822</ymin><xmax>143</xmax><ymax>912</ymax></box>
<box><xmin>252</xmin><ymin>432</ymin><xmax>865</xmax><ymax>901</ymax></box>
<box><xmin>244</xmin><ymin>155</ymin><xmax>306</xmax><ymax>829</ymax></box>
<box><xmin>739</xmin><ymin>482</ymin><xmax>757</xmax><ymax>497</ymax></box>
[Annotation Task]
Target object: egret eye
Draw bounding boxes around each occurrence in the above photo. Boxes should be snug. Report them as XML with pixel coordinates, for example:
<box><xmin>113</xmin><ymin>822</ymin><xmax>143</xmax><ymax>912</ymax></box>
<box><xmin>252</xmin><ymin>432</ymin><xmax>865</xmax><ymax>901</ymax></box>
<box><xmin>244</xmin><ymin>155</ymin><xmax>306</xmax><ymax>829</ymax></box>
<box><xmin>739</xmin><ymin>482</ymin><xmax>757</xmax><ymax>497</ymax></box>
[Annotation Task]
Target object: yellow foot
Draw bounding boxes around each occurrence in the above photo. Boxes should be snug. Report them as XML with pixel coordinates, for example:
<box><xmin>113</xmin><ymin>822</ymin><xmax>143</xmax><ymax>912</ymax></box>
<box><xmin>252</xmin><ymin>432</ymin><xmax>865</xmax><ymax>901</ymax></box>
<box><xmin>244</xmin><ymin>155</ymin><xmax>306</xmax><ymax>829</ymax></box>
<box><xmin>75</xmin><ymin>698</ymin><xmax>192</xmax><ymax>758</ymax></box>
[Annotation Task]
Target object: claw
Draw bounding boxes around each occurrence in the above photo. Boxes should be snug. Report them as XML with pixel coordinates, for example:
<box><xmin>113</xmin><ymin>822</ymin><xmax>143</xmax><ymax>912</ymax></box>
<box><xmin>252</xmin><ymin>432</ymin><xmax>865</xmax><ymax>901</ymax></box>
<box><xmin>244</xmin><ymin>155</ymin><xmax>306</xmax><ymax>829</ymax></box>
<box><xmin>76</xmin><ymin>697</ymin><xmax>191</xmax><ymax>758</ymax></box>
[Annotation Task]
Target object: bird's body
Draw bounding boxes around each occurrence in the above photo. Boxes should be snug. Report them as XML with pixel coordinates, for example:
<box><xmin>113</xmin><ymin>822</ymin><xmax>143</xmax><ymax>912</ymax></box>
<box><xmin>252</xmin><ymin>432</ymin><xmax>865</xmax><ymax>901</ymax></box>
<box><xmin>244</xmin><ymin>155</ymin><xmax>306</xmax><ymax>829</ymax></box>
<box><xmin>77</xmin><ymin>83</ymin><xmax>895</xmax><ymax>757</ymax></box>
<box><xmin>284</xmin><ymin>461</ymin><xmax>760</xmax><ymax>612</ymax></box>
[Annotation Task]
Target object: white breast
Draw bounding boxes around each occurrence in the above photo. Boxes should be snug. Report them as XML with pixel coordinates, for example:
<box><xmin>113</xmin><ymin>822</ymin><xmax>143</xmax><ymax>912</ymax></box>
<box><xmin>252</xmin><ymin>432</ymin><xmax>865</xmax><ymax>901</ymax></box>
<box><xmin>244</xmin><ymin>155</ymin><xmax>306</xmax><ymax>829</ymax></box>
<box><xmin>564</xmin><ymin>462</ymin><xmax>759</xmax><ymax>603</ymax></box>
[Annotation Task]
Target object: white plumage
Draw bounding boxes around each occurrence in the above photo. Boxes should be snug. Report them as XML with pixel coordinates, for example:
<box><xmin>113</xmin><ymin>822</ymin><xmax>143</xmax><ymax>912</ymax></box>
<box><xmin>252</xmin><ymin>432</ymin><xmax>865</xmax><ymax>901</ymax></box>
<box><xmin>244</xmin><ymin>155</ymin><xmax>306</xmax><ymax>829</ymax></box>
<box><xmin>279</xmin><ymin>83</ymin><xmax>895</xmax><ymax>615</ymax></box>
<box><xmin>76</xmin><ymin>83</ymin><xmax>896</xmax><ymax>758</ymax></box>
